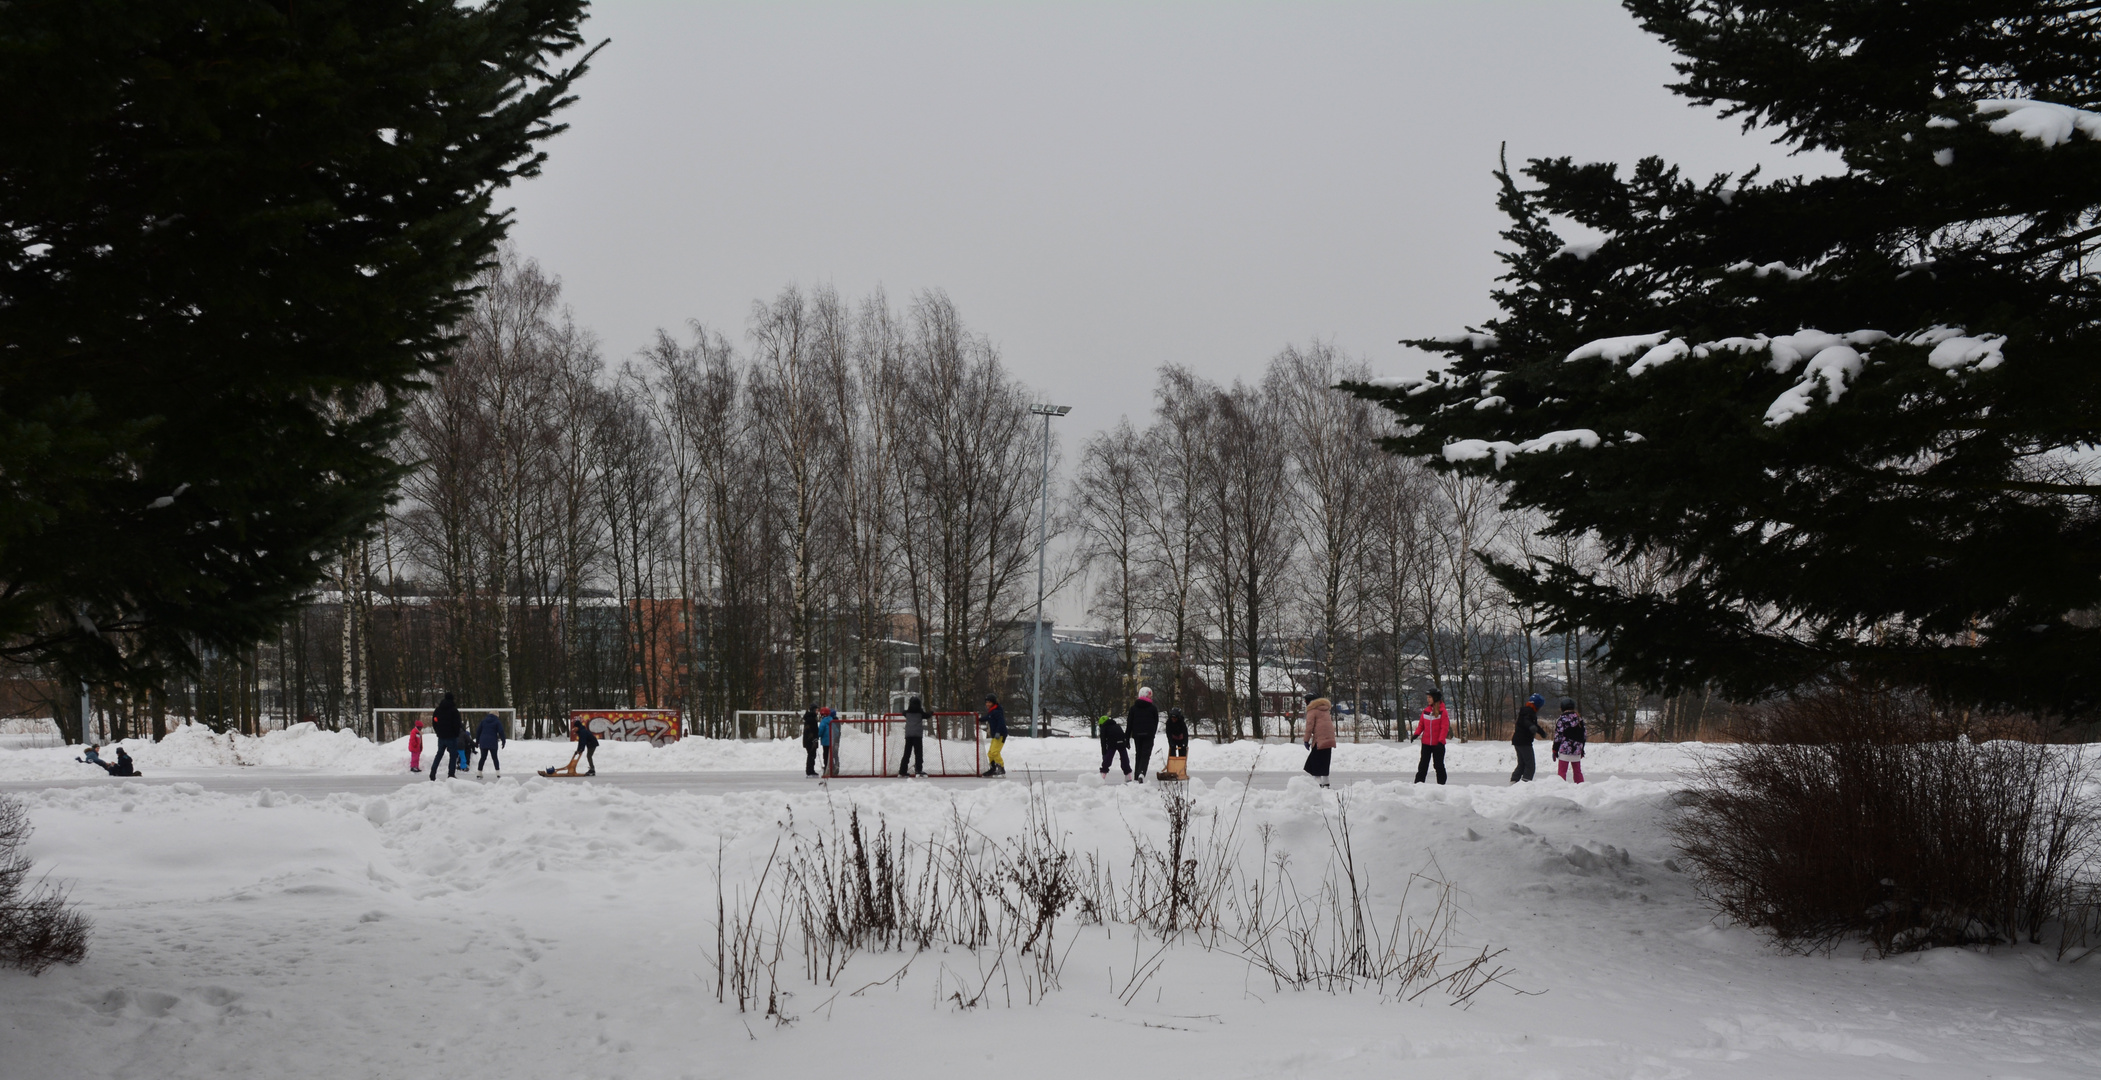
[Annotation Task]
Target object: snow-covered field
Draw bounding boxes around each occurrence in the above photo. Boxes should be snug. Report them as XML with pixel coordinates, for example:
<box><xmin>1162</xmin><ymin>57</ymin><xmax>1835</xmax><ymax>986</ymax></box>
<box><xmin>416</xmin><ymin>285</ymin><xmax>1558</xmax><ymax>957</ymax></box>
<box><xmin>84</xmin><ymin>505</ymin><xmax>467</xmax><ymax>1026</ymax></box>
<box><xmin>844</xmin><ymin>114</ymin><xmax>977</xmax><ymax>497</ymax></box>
<box><xmin>3</xmin><ymin>728</ymin><xmax>2097</xmax><ymax>1079</ymax></box>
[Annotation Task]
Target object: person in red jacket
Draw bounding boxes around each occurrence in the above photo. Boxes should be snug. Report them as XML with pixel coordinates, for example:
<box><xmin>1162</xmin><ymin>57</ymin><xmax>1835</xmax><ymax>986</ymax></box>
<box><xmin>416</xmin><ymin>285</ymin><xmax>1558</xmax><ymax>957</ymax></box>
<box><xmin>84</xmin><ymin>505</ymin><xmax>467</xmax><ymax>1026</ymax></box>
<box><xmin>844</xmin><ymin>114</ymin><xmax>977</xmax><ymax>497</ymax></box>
<box><xmin>1413</xmin><ymin>689</ymin><xmax>1450</xmax><ymax>785</ymax></box>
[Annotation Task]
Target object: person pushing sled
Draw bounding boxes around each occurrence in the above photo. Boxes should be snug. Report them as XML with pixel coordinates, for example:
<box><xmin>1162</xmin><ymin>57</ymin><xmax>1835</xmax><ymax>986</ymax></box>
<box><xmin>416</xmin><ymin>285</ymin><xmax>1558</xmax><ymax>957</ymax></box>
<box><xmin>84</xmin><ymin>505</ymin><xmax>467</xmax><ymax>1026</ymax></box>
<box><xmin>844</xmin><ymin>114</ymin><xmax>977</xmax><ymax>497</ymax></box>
<box><xmin>540</xmin><ymin>717</ymin><xmax>600</xmax><ymax>777</ymax></box>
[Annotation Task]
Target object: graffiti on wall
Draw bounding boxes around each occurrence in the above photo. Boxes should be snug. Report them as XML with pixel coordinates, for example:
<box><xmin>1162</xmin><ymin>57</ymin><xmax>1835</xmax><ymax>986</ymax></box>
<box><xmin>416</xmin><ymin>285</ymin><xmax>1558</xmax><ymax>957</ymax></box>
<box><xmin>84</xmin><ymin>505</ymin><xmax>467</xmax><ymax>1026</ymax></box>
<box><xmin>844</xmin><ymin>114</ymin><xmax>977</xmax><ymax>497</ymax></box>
<box><xmin>570</xmin><ymin>710</ymin><xmax>682</xmax><ymax>748</ymax></box>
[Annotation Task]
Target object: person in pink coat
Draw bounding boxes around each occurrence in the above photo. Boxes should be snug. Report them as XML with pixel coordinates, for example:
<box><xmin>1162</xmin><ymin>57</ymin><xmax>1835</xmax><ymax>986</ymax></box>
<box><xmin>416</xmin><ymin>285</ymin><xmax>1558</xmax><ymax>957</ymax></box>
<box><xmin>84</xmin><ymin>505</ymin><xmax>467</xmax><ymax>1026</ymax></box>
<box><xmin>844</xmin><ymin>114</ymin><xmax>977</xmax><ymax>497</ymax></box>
<box><xmin>1301</xmin><ymin>697</ymin><xmax>1337</xmax><ymax>788</ymax></box>
<box><xmin>1413</xmin><ymin>689</ymin><xmax>1450</xmax><ymax>785</ymax></box>
<box><xmin>408</xmin><ymin>717</ymin><xmax>425</xmax><ymax>773</ymax></box>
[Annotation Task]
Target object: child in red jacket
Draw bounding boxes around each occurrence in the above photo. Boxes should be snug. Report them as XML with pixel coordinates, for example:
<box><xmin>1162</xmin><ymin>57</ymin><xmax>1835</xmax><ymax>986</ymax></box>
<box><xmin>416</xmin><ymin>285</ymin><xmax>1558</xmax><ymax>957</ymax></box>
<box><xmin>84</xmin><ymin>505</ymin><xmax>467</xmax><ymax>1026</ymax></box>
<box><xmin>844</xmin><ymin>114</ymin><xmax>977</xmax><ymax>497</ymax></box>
<box><xmin>1413</xmin><ymin>690</ymin><xmax>1450</xmax><ymax>785</ymax></box>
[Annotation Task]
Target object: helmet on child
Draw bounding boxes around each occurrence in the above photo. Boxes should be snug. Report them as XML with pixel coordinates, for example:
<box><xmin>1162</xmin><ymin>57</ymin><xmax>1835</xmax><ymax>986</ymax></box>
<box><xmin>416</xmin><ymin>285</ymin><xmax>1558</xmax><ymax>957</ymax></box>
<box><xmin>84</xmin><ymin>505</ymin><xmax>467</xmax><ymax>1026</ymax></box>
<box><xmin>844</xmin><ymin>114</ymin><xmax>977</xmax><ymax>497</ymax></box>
<box><xmin>1559</xmin><ymin>698</ymin><xmax>1577</xmax><ymax>712</ymax></box>
<box><xmin>1167</xmin><ymin>707</ymin><xmax>1184</xmax><ymax>720</ymax></box>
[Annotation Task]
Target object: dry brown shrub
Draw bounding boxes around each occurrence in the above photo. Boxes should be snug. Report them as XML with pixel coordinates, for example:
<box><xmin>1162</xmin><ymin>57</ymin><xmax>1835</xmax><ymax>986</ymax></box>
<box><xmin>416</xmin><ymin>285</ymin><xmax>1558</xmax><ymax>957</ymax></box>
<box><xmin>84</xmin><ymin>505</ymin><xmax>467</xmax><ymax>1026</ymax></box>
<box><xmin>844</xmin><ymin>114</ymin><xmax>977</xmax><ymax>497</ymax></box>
<box><xmin>0</xmin><ymin>793</ymin><xmax>90</xmax><ymax>974</ymax></box>
<box><xmin>1670</xmin><ymin>686</ymin><xmax>2099</xmax><ymax>956</ymax></box>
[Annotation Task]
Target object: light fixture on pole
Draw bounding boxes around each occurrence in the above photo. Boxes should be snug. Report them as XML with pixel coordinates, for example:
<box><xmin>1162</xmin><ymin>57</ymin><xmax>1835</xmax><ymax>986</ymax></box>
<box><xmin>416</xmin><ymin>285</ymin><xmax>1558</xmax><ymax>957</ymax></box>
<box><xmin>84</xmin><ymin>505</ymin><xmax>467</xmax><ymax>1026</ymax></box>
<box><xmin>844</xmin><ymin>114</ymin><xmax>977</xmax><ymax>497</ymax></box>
<box><xmin>1026</xmin><ymin>403</ymin><xmax>1070</xmax><ymax>739</ymax></box>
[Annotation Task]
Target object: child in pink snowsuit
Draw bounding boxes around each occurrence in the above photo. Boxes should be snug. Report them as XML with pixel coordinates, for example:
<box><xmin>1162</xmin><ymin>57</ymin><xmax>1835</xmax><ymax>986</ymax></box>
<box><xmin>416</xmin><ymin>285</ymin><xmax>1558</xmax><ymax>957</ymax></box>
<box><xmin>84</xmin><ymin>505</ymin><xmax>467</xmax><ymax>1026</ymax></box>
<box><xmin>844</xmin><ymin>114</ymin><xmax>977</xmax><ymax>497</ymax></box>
<box><xmin>408</xmin><ymin>718</ymin><xmax>425</xmax><ymax>773</ymax></box>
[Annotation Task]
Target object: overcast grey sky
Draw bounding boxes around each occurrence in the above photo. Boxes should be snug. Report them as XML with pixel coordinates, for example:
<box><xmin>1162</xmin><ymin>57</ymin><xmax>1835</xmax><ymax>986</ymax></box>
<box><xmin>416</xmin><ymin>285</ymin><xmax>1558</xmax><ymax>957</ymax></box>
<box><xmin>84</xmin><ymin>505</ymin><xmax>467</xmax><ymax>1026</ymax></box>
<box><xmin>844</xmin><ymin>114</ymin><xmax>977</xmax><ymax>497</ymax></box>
<box><xmin>501</xmin><ymin>0</ymin><xmax>1826</xmax><ymax>442</ymax></box>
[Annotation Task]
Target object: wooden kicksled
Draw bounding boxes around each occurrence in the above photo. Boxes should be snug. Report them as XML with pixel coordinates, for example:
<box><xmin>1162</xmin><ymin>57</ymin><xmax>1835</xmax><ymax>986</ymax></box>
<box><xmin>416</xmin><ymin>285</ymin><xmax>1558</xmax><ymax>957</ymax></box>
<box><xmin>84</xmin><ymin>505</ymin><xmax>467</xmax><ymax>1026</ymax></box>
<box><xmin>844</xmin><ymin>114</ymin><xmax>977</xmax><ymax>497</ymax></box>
<box><xmin>538</xmin><ymin>757</ymin><xmax>593</xmax><ymax>778</ymax></box>
<box><xmin>1156</xmin><ymin>755</ymin><xmax>1188</xmax><ymax>782</ymax></box>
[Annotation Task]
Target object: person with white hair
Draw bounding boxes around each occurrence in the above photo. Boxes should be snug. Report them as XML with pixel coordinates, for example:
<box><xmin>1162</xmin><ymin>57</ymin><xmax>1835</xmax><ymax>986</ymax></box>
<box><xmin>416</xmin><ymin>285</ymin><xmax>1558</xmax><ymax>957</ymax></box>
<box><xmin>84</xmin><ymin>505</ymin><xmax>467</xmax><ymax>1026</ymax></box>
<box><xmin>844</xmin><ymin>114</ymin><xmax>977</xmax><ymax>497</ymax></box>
<box><xmin>1125</xmin><ymin>686</ymin><xmax>1160</xmax><ymax>784</ymax></box>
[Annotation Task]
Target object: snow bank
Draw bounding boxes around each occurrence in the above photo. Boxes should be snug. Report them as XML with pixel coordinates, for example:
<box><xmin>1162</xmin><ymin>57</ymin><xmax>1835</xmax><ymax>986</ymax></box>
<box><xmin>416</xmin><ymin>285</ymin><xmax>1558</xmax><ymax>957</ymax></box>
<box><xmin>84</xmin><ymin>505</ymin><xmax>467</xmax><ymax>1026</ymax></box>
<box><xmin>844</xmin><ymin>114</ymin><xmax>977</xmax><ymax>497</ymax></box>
<box><xmin>11</xmin><ymin>754</ymin><xmax>2101</xmax><ymax>1079</ymax></box>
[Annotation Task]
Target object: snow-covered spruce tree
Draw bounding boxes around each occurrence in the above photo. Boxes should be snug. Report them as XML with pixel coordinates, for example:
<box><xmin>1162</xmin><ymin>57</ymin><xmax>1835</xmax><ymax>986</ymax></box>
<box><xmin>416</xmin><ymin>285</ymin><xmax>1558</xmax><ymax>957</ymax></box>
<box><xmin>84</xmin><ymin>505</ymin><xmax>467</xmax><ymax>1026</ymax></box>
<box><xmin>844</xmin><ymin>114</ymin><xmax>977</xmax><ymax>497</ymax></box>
<box><xmin>1346</xmin><ymin>1</ymin><xmax>2101</xmax><ymax>717</ymax></box>
<box><xmin>0</xmin><ymin>1</ymin><xmax>594</xmax><ymax>687</ymax></box>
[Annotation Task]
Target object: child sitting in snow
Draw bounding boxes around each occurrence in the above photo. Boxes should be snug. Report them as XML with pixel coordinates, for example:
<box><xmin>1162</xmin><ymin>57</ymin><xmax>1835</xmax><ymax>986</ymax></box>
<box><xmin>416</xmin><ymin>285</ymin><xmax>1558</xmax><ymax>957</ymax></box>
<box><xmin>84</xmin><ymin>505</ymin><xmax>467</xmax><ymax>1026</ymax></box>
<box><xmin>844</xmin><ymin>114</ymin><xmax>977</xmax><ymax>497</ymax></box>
<box><xmin>78</xmin><ymin>745</ymin><xmax>139</xmax><ymax>776</ymax></box>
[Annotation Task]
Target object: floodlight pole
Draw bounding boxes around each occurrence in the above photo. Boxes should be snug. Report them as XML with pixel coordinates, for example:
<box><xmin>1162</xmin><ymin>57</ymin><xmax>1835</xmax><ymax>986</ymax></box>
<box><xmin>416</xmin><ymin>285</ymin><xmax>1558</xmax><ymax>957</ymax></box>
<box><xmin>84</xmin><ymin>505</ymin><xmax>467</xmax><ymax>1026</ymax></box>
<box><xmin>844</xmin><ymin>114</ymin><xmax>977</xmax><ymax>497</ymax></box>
<box><xmin>1027</xmin><ymin>403</ymin><xmax>1069</xmax><ymax>739</ymax></box>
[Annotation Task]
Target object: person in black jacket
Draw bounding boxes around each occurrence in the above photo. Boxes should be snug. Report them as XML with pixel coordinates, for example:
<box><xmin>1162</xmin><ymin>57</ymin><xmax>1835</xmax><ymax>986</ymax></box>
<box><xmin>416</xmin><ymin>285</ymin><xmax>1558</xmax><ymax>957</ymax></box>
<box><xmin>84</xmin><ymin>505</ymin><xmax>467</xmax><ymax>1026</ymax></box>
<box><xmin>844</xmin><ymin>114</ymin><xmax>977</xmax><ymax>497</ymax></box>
<box><xmin>898</xmin><ymin>696</ymin><xmax>929</xmax><ymax>777</ymax></box>
<box><xmin>87</xmin><ymin>746</ymin><xmax>140</xmax><ymax>777</ymax></box>
<box><xmin>800</xmin><ymin>707</ymin><xmax>820</xmax><ymax>776</ymax></box>
<box><xmin>1164</xmin><ymin>707</ymin><xmax>1189</xmax><ymax>759</ymax></box>
<box><xmin>574</xmin><ymin>716</ymin><xmax>599</xmax><ymax>775</ymax></box>
<box><xmin>428</xmin><ymin>693</ymin><xmax>464</xmax><ymax>780</ymax></box>
<box><xmin>1095</xmin><ymin>714</ymin><xmax>1131</xmax><ymax>782</ymax></box>
<box><xmin>980</xmin><ymin>696</ymin><xmax>1007</xmax><ymax>777</ymax></box>
<box><xmin>474</xmin><ymin>712</ymin><xmax>507</xmax><ymax>778</ymax></box>
<box><xmin>1125</xmin><ymin>687</ymin><xmax>1160</xmax><ymax>784</ymax></box>
<box><xmin>1510</xmin><ymin>693</ymin><xmax>1547</xmax><ymax>783</ymax></box>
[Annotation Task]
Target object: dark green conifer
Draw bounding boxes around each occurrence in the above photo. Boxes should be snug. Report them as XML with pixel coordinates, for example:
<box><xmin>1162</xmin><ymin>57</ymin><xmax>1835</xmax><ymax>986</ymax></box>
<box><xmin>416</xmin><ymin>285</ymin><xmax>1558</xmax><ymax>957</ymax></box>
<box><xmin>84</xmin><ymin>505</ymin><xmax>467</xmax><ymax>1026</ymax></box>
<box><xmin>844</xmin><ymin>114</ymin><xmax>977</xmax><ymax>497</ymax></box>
<box><xmin>0</xmin><ymin>0</ymin><xmax>595</xmax><ymax>681</ymax></box>
<box><xmin>1347</xmin><ymin>1</ymin><xmax>2101</xmax><ymax>715</ymax></box>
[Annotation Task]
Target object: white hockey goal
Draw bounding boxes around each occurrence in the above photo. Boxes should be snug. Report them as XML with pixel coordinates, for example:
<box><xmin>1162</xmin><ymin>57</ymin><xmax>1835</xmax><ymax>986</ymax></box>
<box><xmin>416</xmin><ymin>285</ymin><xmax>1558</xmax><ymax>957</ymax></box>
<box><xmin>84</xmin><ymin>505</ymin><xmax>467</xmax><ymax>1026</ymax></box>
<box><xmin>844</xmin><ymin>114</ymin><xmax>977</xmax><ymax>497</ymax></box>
<box><xmin>827</xmin><ymin>712</ymin><xmax>984</xmax><ymax>778</ymax></box>
<box><xmin>731</xmin><ymin>710</ymin><xmax>806</xmax><ymax>740</ymax></box>
<box><xmin>372</xmin><ymin>708</ymin><xmax>516</xmax><ymax>744</ymax></box>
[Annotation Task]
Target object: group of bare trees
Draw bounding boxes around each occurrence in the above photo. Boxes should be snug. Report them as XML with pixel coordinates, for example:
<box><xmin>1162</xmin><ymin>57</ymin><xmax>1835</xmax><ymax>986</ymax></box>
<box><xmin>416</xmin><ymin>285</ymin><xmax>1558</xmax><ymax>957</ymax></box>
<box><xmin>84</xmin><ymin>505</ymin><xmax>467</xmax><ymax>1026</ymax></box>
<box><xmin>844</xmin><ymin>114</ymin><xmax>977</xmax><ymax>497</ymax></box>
<box><xmin>284</xmin><ymin>251</ymin><xmax>1044</xmax><ymax>737</ymax></box>
<box><xmin>30</xmin><ymin>249</ymin><xmax>1718</xmax><ymax>744</ymax></box>
<box><xmin>1067</xmin><ymin>344</ymin><xmax>1710</xmax><ymax>742</ymax></box>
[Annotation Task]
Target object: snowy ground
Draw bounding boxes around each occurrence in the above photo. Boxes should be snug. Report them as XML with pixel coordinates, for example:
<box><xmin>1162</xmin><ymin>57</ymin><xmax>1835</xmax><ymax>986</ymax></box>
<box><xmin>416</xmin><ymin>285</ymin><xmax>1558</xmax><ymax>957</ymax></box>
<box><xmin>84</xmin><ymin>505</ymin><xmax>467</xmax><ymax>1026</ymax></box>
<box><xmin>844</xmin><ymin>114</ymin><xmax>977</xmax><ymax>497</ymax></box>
<box><xmin>3</xmin><ymin>728</ymin><xmax>2097</xmax><ymax>1079</ymax></box>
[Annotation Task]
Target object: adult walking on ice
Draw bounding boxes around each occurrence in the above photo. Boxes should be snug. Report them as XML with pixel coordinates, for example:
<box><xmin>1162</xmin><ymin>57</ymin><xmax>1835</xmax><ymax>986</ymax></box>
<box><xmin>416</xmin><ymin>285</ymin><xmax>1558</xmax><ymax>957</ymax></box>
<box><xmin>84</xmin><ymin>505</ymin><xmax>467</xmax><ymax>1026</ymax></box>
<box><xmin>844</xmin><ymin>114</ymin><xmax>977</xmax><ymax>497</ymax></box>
<box><xmin>1554</xmin><ymin>698</ymin><xmax>1586</xmax><ymax>783</ymax></box>
<box><xmin>1414</xmin><ymin>689</ymin><xmax>1450</xmax><ymax>785</ymax></box>
<box><xmin>898</xmin><ymin>696</ymin><xmax>928</xmax><ymax>777</ymax></box>
<box><xmin>980</xmin><ymin>695</ymin><xmax>1007</xmax><ymax>777</ymax></box>
<box><xmin>474</xmin><ymin>712</ymin><xmax>506</xmax><ymax>778</ymax></box>
<box><xmin>428</xmin><ymin>693</ymin><xmax>464</xmax><ymax>780</ymax></box>
<box><xmin>1302</xmin><ymin>697</ymin><xmax>1336</xmax><ymax>788</ymax></box>
<box><xmin>1126</xmin><ymin>687</ymin><xmax>1159</xmax><ymax>783</ymax></box>
<box><xmin>801</xmin><ymin>706</ymin><xmax>820</xmax><ymax>777</ymax></box>
<box><xmin>1095</xmin><ymin>714</ymin><xmax>1131</xmax><ymax>783</ymax></box>
<box><xmin>1511</xmin><ymin>693</ymin><xmax>1547</xmax><ymax>783</ymax></box>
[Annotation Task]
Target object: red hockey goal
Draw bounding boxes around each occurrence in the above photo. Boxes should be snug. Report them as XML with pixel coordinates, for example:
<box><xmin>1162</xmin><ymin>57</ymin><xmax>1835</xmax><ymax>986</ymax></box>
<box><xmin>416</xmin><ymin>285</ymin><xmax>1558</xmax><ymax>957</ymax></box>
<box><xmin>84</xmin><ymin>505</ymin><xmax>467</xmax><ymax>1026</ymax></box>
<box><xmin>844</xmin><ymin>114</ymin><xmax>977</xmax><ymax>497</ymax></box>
<box><xmin>827</xmin><ymin>712</ymin><xmax>984</xmax><ymax>778</ymax></box>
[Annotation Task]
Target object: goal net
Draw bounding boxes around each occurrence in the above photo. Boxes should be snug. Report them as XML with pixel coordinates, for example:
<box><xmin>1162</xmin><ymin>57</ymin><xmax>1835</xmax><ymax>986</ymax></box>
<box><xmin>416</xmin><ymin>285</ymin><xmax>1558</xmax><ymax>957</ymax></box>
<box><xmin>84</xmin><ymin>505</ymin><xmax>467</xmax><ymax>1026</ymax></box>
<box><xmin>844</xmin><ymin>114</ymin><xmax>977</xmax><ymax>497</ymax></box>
<box><xmin>731</xmin><ymin>710</ymin><xmax>806</xmax><ymax>740</ymax></box>
<box><xmin>828</xmin><ymin>712</ymin><xmax>983</xmax><ymax>778</ymax></box>
<box><xmin>372</xmin><ymin>708</ymin><xmax>516</xmax><ymax>744</ymax></box>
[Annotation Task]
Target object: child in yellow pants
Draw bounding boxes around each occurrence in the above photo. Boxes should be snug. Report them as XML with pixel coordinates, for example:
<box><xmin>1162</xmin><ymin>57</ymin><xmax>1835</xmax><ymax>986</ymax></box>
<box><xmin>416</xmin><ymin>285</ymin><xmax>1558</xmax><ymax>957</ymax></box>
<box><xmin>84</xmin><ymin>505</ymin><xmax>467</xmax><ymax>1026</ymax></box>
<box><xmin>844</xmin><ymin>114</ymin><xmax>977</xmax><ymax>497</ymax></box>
<box><xmin>981</xmin><ymin>695</ymin><xmax>1008</xmax><ymax>777</ymax></box>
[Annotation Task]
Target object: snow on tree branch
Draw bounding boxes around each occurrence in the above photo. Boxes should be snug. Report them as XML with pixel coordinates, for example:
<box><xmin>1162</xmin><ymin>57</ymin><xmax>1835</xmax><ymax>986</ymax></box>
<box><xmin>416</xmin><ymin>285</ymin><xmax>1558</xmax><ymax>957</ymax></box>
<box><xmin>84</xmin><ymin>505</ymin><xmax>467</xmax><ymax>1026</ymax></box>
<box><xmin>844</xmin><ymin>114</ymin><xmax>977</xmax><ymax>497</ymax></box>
<box><xmin>1442</xmin><ymin>428</ymin><xmax>1602</xmax><ymax>469</ymax></box>
<box><xmin>1974</xmin><ymin>99</ymin><xmax>2101</xmax><ymax>147</ymax></box>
